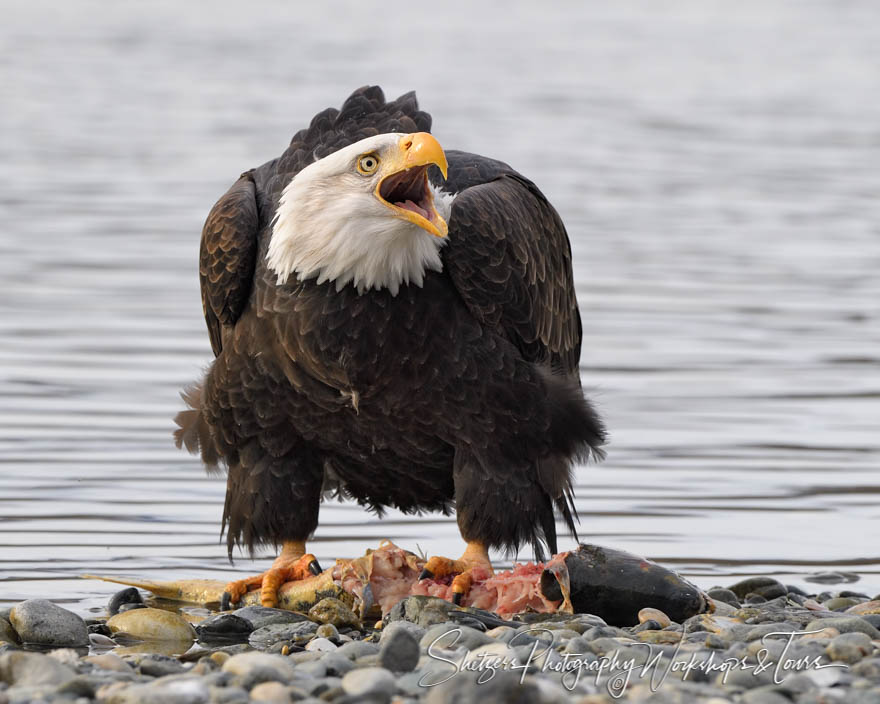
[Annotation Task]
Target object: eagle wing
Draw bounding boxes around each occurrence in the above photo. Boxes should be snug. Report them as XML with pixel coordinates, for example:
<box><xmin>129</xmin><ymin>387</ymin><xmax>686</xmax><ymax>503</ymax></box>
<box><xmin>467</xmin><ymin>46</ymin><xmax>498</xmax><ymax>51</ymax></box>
<box><xmin>440</xmin><ymin>152</ymin><xmax>582</xmax><ymax>376</ymax></box>
<box><xmin>199</xmin><ymin>171</ymin><xmax>260</xmax><ymax>357</ymax></box>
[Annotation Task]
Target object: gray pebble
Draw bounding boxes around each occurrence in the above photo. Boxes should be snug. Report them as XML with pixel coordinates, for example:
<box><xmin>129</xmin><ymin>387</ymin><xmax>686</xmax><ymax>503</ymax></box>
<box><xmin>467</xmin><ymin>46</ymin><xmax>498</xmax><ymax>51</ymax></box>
<box><xmin>341</xmin><ymin>666</ymin><xmax>395</xmax><ymax>700</ymax></box>
<box><xmin>314</xmin><ymin>623</ymin><xmax>338</xmax><ymax>640</ymax></box>
<box><xmin>385</xmin><ymin>595</ymin><xmax>460</xmax><ymax>628</ymax></box>
<box><xmin>805</xmin><ymin>571</ymin><xmax>860</xmax><ymax>585</ymax></box>
<box><xmin>707</xmin><ymin>588</ymin><xmax>741</xmax><ymax>607</ymax></box>
<box><xmin>728</xmin><ymin>577</ymin><xmax>788</xmax><ymax>601</ymax></box>
<box><xmin>221</xmin><ymin>651</ymin><xmax>296</xmax><ymax>687</ymax></box>
<box><xmin>320</xmin><ymin>652</ymin><xmax>355</xmax><ymax>677</ymax></box>
<box><xmin>739</xmin><ymin>688</ymin><xmax>794</xmax><ymax>704</ymax></box>
<box><xmin>806</xmin><ymin>616</ymin><xmax>880</xmax><ymax>639</ymax></box>
<box><xmin>827</xmin><ymin>632</ymin><xmax>874</xmax><ymax>663</ymax></box>
<box><xmin>0</xmin><ymin>651</ymin><xmax>76</xmax><ymax>687</ymax></box>
<box><xmin>421</xmin><ymin>623</ymin><xmax>493</xmax><ymax>651</ymax></box>
<box><xmin>248</xmin><ymin>621</ymin><xmax>317</xmax><ymax>650</ymax></box>
<box><xmin>304</xmin><ymin>676</ymin><xmax>343</xmax><ymax>697</ymax></box>
<box><xmin>335</xmin><ymin>639</ymin><xmax>379</xmax><ymax>660</ymax></box>
<box><xmin>135</xmin><ymin>654</ymin><xmax>187</xmax><ymax>677</ymax></box>
<box><xmin>9</xmin><ymin>599</ymin><xmax>89</xmax><ymax>647</ymax></box>
<box><xmin>195</xmin><ymin>614</ymin><xmax>253</xmax><ymax>643</ymax></box>
<box><xmin>105</xmin><ymin>676</ymin><xmax>211</xmax><ymax>704</ymax></box>
<box><xmin>379</xmin><ymin>625</ymin><xmax>420</xmax><ymax>672</ymax></box>
<box><xmin>424</xmin><ymin>669</ymin><xmax>541</xmax><ymax>703</ymax></box>
<box><xmin>823</xmin><ymin>597</ymin><xmax>863</xmax><ymax>611</ymax></box>
<box><xmin>304</xmin><ymin>636</ymin><xmax>336</xmax><ymax>652</ymax></box>
<box><xmin>380</xmin><ymin>620</ymin><xmax>425</xmax><ymax>644</ymax></box>
<box><xmin>209</xmin><ymin>684</ymin><xmax>249</xmax><ymax>704</ymax></box>
<box><xmin>295</xmin><ymin>659</ymin><xmax>327</xmax><ymax>678</ymax></box>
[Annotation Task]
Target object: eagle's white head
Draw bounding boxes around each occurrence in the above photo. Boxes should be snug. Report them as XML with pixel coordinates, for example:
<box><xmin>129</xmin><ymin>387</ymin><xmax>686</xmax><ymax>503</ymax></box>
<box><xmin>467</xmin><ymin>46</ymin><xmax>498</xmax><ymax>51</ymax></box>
<box><xmin>268</xmin><ymin>132</ymin><xmax>455</xmax><ymax>296</ymax></box>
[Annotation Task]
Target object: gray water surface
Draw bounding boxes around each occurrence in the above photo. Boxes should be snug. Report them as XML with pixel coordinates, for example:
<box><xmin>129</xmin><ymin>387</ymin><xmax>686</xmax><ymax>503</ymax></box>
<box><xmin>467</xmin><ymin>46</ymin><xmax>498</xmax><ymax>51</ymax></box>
<box><xmin>2</xmin><ymin>0</ymin><xmax>879</xmax><ymax>615</ymax></box>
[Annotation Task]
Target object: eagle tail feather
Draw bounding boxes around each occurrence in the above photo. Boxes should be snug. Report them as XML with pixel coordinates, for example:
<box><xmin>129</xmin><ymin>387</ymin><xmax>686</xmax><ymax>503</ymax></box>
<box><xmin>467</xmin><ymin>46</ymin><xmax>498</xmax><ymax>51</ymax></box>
<box><xmin>173</xmin><ymin>383</ymin><xmax>221</xmax><ymax>471</ymax></box>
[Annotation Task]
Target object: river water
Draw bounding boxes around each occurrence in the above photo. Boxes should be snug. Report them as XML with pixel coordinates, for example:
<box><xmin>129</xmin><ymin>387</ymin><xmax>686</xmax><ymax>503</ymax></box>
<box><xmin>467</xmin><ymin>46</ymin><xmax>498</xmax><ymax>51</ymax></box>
<box><xmin>2</xmin><ymin>1</ymin><xmax>879</xmax><ymax>614</ymax></box>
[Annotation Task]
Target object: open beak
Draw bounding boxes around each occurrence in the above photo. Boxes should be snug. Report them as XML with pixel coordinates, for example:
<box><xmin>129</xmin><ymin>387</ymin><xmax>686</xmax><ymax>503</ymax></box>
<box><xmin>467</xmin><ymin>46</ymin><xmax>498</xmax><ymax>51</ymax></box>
<box><xmin>375</xmin><ymin>132</ymin><xmax>449</xmax><ymax>237</ymax></box>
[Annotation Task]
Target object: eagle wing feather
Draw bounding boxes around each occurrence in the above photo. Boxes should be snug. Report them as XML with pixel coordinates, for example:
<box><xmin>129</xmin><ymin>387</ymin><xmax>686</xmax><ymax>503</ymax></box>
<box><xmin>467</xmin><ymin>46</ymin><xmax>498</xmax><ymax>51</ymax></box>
<box><xmin>440</xmin><ymin>153</ymin><xmax>583</xmax><ymax>377</ymax></box>
<box><xmin>199</xmin><ymin>171</ymin><xmax>260</xmax><ymax>357</ymax></box>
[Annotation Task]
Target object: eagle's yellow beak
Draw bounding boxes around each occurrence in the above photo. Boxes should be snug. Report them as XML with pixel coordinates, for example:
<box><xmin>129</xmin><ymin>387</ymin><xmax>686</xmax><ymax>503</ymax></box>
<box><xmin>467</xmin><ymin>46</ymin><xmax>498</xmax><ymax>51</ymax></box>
<box><xmin>375</xmin><ymin>132</ymin><xmax>449</xmax><ymax>238</ymax></box>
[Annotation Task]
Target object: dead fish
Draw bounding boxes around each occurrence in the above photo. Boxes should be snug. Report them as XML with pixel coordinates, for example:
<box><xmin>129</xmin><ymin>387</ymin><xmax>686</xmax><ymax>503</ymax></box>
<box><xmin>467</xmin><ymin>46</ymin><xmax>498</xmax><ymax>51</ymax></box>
<box><xmin>540</xmin><ymin>544</ymin><xmax>711</xmax><ymax>625</ymax></box>
<box><xmin>82</xmin><ymin>569</ymin><xmax>352</xmax><ymax>613</ymax></box>
<box><xmin>85</xmin><ymin>541</ymin><xmax>710</xmax><ymax>625</ymax></box>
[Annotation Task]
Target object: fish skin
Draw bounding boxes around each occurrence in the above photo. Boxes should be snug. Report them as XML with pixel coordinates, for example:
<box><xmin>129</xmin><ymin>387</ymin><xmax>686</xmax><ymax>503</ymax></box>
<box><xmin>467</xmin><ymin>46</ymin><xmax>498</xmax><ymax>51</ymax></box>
<box><xmin>82</xmin><ymin>571</ymin><xmax>349</xmax><ymax>612</ymax></box>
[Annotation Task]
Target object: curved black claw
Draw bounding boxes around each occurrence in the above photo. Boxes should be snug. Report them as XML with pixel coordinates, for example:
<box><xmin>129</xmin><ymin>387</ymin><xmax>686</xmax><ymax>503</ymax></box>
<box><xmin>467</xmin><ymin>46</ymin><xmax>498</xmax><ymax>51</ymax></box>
<box><xmin>419</xmin><ymin>568</ymin><xmax>434</xmax><ymax>581</ymax></box>
<box><xmin>220</xmin><ymin>591</ymin><xmax>233</xmax><ymax>612</ymax></box>
<box><xmin>308</xmin><ymin>559</ymin><xmax>323</xmax><ymax>576</ymax></box>
<box><xmin>452</xmin><ymin>591</ymin><xmax>463</xmax><ymax>606</ymax></box>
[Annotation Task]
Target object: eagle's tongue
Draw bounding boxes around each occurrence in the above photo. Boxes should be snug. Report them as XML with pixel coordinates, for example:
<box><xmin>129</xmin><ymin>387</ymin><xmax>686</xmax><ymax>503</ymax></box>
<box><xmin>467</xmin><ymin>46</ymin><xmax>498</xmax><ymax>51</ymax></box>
<box><xmin>400</xmin><ymin>199</ymin><xmax>429</xmax><ymax>220</ymax></box>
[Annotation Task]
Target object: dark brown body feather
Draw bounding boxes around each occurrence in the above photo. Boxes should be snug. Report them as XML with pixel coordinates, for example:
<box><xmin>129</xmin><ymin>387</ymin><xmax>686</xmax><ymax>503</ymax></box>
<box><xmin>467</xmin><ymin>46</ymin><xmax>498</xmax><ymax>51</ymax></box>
<box><xmin>174</xmin><ymin>86</ymin><xmax>605</xmax><ymax>560</ymax></box>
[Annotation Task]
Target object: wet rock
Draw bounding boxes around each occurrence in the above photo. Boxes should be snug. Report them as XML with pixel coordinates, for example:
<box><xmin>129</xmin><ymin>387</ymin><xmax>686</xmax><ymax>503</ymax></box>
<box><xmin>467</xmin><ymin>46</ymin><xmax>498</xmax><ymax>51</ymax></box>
<box><xmin>707</xmin><ymin>588</ymin><xmax>740</xmax><ymax>607</ymax></box>
<box><xmin>8</xmin><ymin>599</ymin><xmax>89</xmax><ymax>647</ymax></box>
<box><xmin>386</xmin><ymin>595</ymin><xmax>461</xmax><ymax>628</ymax></box>
<box><xmin>632</xmin><ymin>619</ymin><xmax>663</xmax><ymax>633</ymax></box>
<box><xmin>805</xmin><ymin>571</ymin><xmax>860</xmax><ymax>585</ymax></box>
<box><xmin>230</xmin><ymin>606</ymin><xmax>309</xmax><ymax>630</ymax></box>
<box><xmin>826</xmin><ymin>632</ymin><xmax>874</xmax><ymax>663</ymax></box>
<box><xmin>108</xmin><ymin>587</ymin><xmax>144</xmax><ymax>616</ymax></box>
<box><xmin>638</xmin><ymin>607</ymin><xmax>671</xmax><ymax>628</ymax></box>
<box><xmin>0</xmin><ymin>651</ymin><xmax>77</xmax><ymax>687</ymax></box>
<box><xmin>221</xmin><ymin>652</ymin><xmax>296</xmax><ymax>687</ymax></box>
<box><xmin>248</xmin><ymin>621</ymin><xmax>317</xmax><ymax>650</ymax></box>
<box><xmin>341</xmin><ymin>666</ymin><xmax>395</xmax><ymax>700</ymax></box>
<box><xmin>195</xmin><ymin>613</ymin><xmax>253</xmax><ymax>643</ymax></box>
<box><xmin>806</xmin><ymin>616</ymin><xmax>880</xmax><ymax>639</ymax></box>
<box><xmin>107</xmin><ymin>608</ymin><xmax>196</xmax><ymax>643</ymax></box>
<box><xmin>728</xmin><ymin>577</ymin><xmax>788</xmax><ymax>601</ymax></box>
<box><xmin>379</xmin><ymin>625</ymin><xmax>419</xmax><ymax>672</ymax></box>
<box><xmin>308</xmin><ymin>598</ymin><xmax>361</xmax><ymax>629</ymax></box>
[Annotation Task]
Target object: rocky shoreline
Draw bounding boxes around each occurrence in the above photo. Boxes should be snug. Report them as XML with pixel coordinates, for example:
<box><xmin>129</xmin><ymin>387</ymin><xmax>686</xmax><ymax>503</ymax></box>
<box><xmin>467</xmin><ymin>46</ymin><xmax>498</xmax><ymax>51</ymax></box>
<box><xmin>2</xmin><ymin>576</ymin><xmax>880</xmax><ymax>703</ymax></box>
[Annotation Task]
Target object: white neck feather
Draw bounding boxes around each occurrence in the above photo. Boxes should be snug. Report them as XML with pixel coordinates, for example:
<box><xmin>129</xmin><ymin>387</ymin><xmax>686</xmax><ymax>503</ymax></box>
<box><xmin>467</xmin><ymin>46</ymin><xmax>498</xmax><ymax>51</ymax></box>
<box><xmin>267</xmin><ymin>164</ymin><xmax>455</xmax><ymax>296</ymax></box>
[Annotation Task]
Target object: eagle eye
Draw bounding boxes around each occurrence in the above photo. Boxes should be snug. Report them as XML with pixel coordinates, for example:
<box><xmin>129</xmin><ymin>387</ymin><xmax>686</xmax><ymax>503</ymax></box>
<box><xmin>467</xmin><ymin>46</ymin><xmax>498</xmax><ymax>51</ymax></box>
<box><xmin>357</xmin><ymin>154</ymin><xmax>380</xmax><ymax>175</ymax></box>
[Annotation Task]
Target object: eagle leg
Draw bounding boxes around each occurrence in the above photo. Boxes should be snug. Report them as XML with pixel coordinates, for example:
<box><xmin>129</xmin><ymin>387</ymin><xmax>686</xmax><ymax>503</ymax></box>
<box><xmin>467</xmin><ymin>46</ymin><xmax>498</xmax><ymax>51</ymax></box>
<box><xmin>418</xmin><ymin>541</ymin><xmax>494</xmax><ymax>606</ymax></box>
<box><xmin>221</xmin><ymin>540</ymin><xmax>322</xmax><ymax>610</ymax></box>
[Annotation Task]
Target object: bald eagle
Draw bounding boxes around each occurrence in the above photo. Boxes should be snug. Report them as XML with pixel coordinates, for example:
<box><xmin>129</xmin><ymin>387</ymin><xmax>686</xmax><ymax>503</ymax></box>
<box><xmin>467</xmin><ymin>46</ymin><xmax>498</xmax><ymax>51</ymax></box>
<box><xmin>174</xmin><ymin>86</ymin><xmax>605</xmax><ymax>607</ymax></box>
